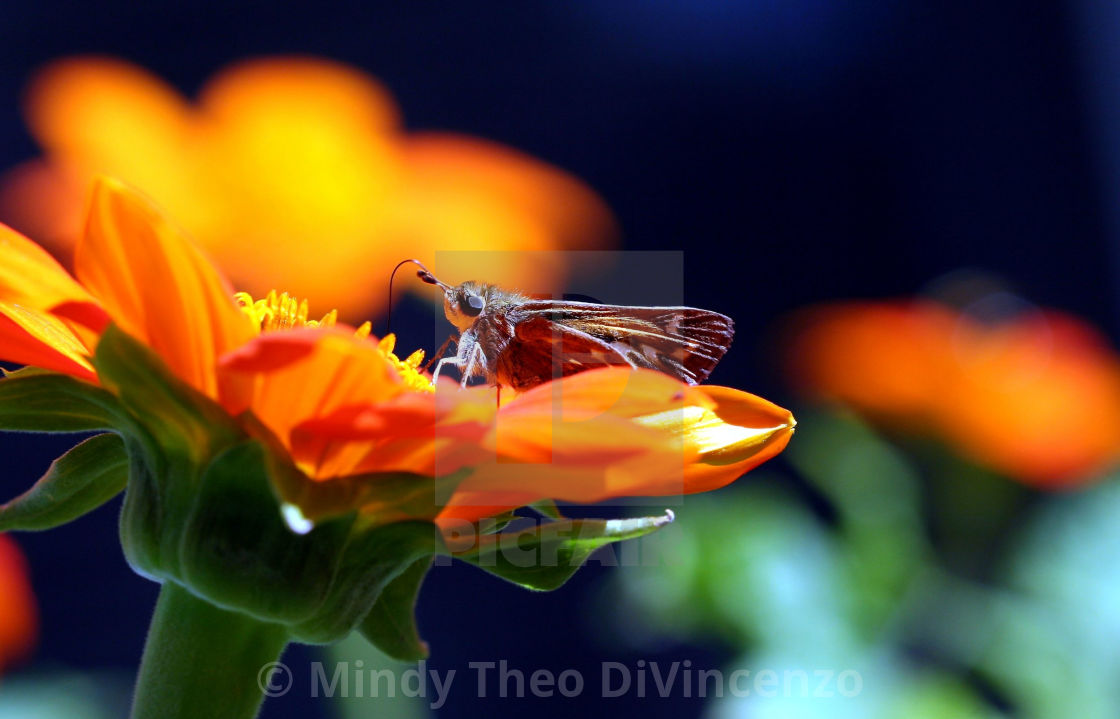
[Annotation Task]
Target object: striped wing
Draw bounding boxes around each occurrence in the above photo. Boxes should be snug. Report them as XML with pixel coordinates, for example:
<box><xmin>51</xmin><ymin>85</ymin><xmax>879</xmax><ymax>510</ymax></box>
<box><xmin>508</xmin><ymin>300</ymin><xmax>734</xmax><ymax>385</ymax></box>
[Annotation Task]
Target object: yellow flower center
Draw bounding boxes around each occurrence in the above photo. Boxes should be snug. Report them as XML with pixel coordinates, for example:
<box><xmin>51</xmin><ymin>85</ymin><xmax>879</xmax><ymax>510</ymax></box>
<box><xmin>235</xmin><ymin>290</ymin><xmax>432</xmax><ymax>393</ymax></box>
<box><xmin>235</xmin><ymin>290</ymin><xmax>350</xmax><ymax>333</ymax></box>
<box><xmin>377</xmin><ymin>334</ymin><xmax>432</xmax><ymax>394</ymax></box>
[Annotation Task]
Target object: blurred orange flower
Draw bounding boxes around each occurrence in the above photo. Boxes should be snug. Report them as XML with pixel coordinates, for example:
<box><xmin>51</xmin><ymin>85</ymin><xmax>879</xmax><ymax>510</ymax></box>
<box><xmin>787</xmin><ymin>300</ymin><xmax>1120</xmax><ymax>487</ymax></box>
<box><xmin>1</xmin><ymin>177</ymin><xmax>793</xmax><ymax>525</ymax></box>
<box><xmin>0</xmin><ymin>56</ymin><xmax>616</xmax><ymax>320</ymax></box>
<box><xmin>0</xmin><ymin>534</ymin><xmax>37</xmax><ymax>671</ymax></box>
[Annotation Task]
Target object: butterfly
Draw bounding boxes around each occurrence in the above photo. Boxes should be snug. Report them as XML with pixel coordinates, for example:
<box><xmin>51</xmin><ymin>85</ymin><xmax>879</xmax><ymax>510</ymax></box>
<box><xmin>394</xmin><ymin>260</ymin><xmax>734</xmax><ymax>391</ymax></box>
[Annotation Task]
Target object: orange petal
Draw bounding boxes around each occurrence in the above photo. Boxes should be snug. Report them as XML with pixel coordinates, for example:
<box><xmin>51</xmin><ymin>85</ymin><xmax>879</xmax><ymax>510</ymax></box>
<box><xmin>293</xmin><ymin>392</ymin><xmax>453</xmax><ymax>441</ymax></box>
<box><xmin>0</xmin><ymin>302</ymin><xmax>96</xmax><ymax>380</ymax></box>
<box><xmin>22</xmin><ymin>56</ymin><xmax>198</xmax><ymax>227</ymax></box>
<box><xmin>75</xmin><ymin>177</ymin><xmax>255</xmax><ymax>398</ymax></box>
<box><xmin>218</xmin><ymin>330</ymin><xmax>407</xmax><ymax>476</ymax></box>
<box><xmin>26</xmin><ymin>57</ymin><xmax>192</xmax><ymax>167</ymax></box>
<box><xmin>490</xmin><ymin>369</ymin><xmax>694</xmax><ymax>469</ymax></box>
<box><xmin>786</xmin><ymin>301</ymin><xmax>958</xmax><ymax>423</ymax></box>
<box><xmin>501</xmin><ymin>367</ymin><xmax>714</xmax><ymax>422</ymax></box>
<box><xmin>933</xmin><ymin>311</ymin><xmax>1120</xmax><ymax>486</ymax></box>
<box><xmin>0</xmin><ymin>222</ymin><xmax>94</xmax><ymax>311</ymax></box>
<box><xmin>0</xmin><ymin>160</ymin><xmax>88</xmax><ymax>254</ymax></box>
<box><xmin>669</xmin><ymin>386</ymin><xmax>796</xmax><ymax>493</ymax></box>
<box><xmin>449</xmin><ymin>371</ymin><xmax>794</xmax><ymax>510</ymax></box>
<box><xmin>195</xmin><ymin>57</ymin><xmax>404</xmax><ymax>319</ymax></box>
<box><xmin>199</xmin><ymin>57</ymin><xmax>399</xmax><ymax>136</ymax></box>
<box><xmin>399</xmin><ymin>133</ymin><xmax>616</xmax><ymax>253</ymax></box>
<box><xmin>379</xmin><ymin>133</ymin><xmax>617</xmax><ymax>302</ymax></box>
<box><xmin>289</xmin><ymin>392</ymin><xmax>445</xmax><ymax>478</ymax></box>
<box><xmin>450</xmin><ymin>371</ymin><xmax>694</xmax><ymax>506</ymax></box>
<box><xmin>218</xmin><ymin>327</ymin><xmax>320</xmax><ymax>375</ymax></box>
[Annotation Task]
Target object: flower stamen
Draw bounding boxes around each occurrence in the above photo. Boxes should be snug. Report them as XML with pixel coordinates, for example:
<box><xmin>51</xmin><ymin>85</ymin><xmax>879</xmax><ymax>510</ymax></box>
<box><xmin>235</xmin><ymin>291</ymin><xmax>432</xmax><ymax>393</ymax></box>
<box><xmin>378</xmin><ymin>334</ymin><xmax>432</xmax><ymax>393</ymax></box>
<box><xmin>235</xmin><ymin>290</ymin><xmax>341</xmax><ymax>332</ymax></box>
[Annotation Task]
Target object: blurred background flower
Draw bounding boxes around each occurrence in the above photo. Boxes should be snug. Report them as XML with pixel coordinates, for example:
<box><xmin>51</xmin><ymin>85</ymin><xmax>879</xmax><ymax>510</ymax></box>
<box><xmin>785</xmin><ymin>297</ymin><xmax>1120</xmax><ymax>487</ymax></box>
<box><xmin>0</xmin><ymin>56</ymin><xmax>616</xmax><ymax>320</ymax></box>
<box><xmin>0</xmin><ymin>534</ymin><xmax>128</xmax><ymax>719</ymax></box>
<box><xmin>0</xmin><ymin>534</ymin><xmax>37</xmax><ymax>673</ymax></box>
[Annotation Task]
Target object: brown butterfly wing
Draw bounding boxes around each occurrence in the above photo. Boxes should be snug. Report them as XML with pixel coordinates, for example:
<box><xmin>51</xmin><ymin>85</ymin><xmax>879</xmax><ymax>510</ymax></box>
<box><xmin>498</xmin><ymin>300</ymin><xmax>734</xmax><ymax>388</ymax></box>
<box><xmin>494</xmin><ymin>315</ymin><xmax>630</xmax><ymax>390</ymax></box>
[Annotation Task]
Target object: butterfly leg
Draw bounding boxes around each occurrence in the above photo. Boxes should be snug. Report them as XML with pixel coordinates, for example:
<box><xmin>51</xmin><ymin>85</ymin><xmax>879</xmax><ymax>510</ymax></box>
<box><xmin>431</xmin><ymin>357</ymin><xmax>460</xmax><ymax>386</ymax></box>
<box><xmin>459</xmin><ymin>343</ymin><xmax>484</xmax><ymax>388</ymax></box>
<box><xmin>431</xmin><ymin>332</ymin><xmax>485</xmax><ymax>388</ymax></box>
<box><xmin>422</xmin><ymin>335</ymin><xmax>457</xmax><ymax>372</ymax></box>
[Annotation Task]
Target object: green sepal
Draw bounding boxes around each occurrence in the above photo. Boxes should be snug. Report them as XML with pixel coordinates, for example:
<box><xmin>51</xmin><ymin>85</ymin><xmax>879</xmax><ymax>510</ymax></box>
<box><xmin>0</xmin><ymin>433</ymin><xmax>127</xmax><ymax>531</ymax></box>
<box><xmin>283</xmin><ymin>467</ymin><xmax>466</xmax><ymax>529</ymax></box>
<box><xmin>0</xmin><ymin>367</ymin><xmax>134</xmax><ymax>434</ymax></box>
<box><xmin>358</xmin><ymin>556</ymin><xmax>433</xmax><ymax>661</ymax></box>
<box><xmin>289</xmin><ymin>520</ymin><xmax>440</xmax><ymax>644</ymax></box>
<box><xmin>119</xmin><ymin>435</ymin><xmax>172</xmax><ymax>581</ymax></box>
<box><xmin>241</xmin><ymin>411</ymin><xmax>467</xmax><ymax>526</ymax></box>
<box><xmin>178</xmin><ymin>440</ymin><xmax>354</xmax><ymax>624</ymax></box>
<box><xmin>452</xmin><ymin>511</ymin><xmax>676</xmax><ymax>591</ymax></box>
<box><xmin>89</xmin><ymin>325</ymin><xmax>251</xmax><ymax>581</ymax></box>
<box><xmin>93</xmin><ymin>324</ymin><xmax>241</xmax><ymax>464</ymax></box>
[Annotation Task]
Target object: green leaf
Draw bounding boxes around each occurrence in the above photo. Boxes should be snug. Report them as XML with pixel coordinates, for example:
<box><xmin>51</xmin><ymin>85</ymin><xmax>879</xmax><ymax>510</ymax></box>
<box><xmin>327</xmin><ymin>633</ymin><xmax>432</xmax><ymax>719</ymax></box>
<box><xmin>0</xmin><ymin>433</ymin><xmax>128</xmax><ymax>531</ymax></box>
<box><xmin>453</xmin><ymin>511</ymin><xmax>676</xmax><ymax>591</ymax></box>
<box><xmin>478</xmin><ymin>511</ymin><xmax>518</xmax><ymax>534</ymax></box>
<box><xmin>1</xmin><ymin>365</ymin><xmax>56</xmax><ymax>379</ymax></box>
<box><xmin>359</xmin><ymin>556</ymin><xmax>433</xmax><ymax>661</ymax></box>
<box><xmin>526</xmin><ymin>500</ymin><xmax>564</xmax><ymax>520</ymax></box>
<box><xmin>291</xmin><ymin>520</ymin><xmax>440</xmax><ymax>644</ymax></box>
<box><xmin>0</xmin><ymin>369</ymin><xmax>133</xmax><ymax>434</ymax></box>
<box><xmin>178</xmin><ymin>440</ymin><xmax>354</xmax><ymax>624</ymax></box>
<box><xmin>93</xmin><ymin>324</ymin><xmax>240</xmax><ymax>463</ymax></box>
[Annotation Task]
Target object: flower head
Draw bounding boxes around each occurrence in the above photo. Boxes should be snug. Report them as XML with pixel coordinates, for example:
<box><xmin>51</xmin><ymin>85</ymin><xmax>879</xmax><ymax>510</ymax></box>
<box><xmin>0</xmin><ymin>177</ymin><xmax>792</xmax><ymax>650</ymax></box>
<box><xmin>0</xmin><ymin>177</ymin><xmax>792</xmax><ymax>511</ymax></box>
<box><xmin>787</xmin><ymin>300</ymin><xmax>1120</xmax><ymax>487</ymax></box>
<box><xmin>0</xmin><ymin>56</ymin><xmax>616</xmax><ymax>318</ymax></box>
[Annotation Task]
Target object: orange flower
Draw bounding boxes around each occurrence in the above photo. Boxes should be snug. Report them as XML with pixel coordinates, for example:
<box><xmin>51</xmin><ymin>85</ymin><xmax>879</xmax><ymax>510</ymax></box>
<box><xmin>786</xmin><ymin>301</ymin><xmax>958</xmax><ymax>424</ymax></box>
<box><xmin>0</xmin><ymin>178</ymin><xmax>793</xmax><ymax>524</ymax></box>
<box><xmin>0</xmin><ymin>534</ymin><xmax>37</xmax><ymax>671</ymax></box>
<box><xmin>787</xmin><ymin>300</ymin><xmax>1120</xmax><ymax>487</ymax></box>
<box><xmin>0</xmin><ymin>56</ymin><xmax>616</xmax><ymax>319</ymax></box>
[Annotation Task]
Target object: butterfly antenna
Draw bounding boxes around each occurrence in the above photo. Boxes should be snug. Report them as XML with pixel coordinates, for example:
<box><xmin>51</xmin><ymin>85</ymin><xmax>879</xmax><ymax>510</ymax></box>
<box><xmin>386</xmin><ymin>259</ymin><xmax>449</xmax><ymax>335</ymax></box>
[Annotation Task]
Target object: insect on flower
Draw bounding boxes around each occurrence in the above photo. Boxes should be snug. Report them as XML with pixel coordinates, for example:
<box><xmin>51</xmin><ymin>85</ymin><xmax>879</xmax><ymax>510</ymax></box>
<box><xmin>392</xmin><ymin>260</ymin><xmax>735</xmax><ymax>391</ymax></box>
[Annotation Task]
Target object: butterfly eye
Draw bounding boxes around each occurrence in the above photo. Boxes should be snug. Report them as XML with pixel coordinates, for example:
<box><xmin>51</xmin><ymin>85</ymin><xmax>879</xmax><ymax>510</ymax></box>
<box><xmin>461</xmin><ymin>294</ymin><xmax>485</xmax><ymax>317</ymax></box>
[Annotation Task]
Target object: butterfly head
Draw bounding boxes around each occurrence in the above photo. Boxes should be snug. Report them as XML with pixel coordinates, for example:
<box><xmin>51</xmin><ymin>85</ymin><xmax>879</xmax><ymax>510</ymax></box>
<box><xmin>412</xmin><ymin>265</ymin><xmax>489</xmax><ymax>332</ymax></box>
<box><xmin>438</xmin><ymin>281</ymin><xmax>488</xmax><ymax>331</ymax></box>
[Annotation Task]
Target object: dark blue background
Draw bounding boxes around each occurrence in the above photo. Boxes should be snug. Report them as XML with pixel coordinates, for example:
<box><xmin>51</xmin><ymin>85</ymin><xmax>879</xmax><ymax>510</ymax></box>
<box><xmin>0</xmin><ymin>1</ymin><xmax>1113</xmax><ymax>717</ymax></box>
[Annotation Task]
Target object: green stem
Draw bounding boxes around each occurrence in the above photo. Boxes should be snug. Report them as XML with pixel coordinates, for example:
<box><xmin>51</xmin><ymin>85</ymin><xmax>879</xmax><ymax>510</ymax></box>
<box><xmin>130</xmin><ymin>581</ymin><xmax>290</xmax><ymax>719</ymax></box>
